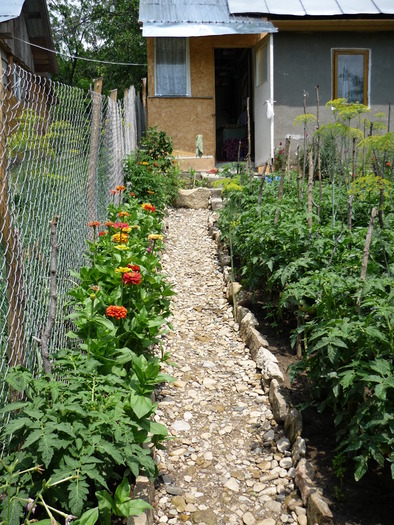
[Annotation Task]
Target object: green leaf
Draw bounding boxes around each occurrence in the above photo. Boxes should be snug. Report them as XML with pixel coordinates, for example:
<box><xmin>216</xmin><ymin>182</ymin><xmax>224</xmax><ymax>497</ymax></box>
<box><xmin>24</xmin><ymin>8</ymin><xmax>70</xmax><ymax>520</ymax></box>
<box><xmin>22</xmin><ymin>429</ymin><xmax>43</xmax><ymax>449</ymax></box>
<box><xmin>129</xmin><ymin>394</ymin><xmax>153</xmax><ymax>419</ymax></box>
<box><xmin>96</xmin><ymin>490</ymin><xmax>114</xmax><ymax>525</ymax></box>
<box><xmin>96</xmin><ymin>441</ymin><xmax>124</xmax><ymax>465</ymax></box>
<box><xmin>369</xmin><ymin>359</ymin><xmax>391</xmax><ymax>377</ymax></box>
<box><xmin>139</xmin><ymin>420</ymin><xmax>168</xmax><ymax>437</ymax></box>
<box><xmin>74</xmin><ymin>507</ymin><xmax>99</xmax><ymax>525</ymax></box>
<box><xmin>2</xmin><ymin>417</ymin><xmax>32</xmax><ymax>436</ymax></box>
<box><xmin>69</xmin><ymin>477</ymin><xmax>90</xmax><ymax>516</ymax></box>
<box><xmin>118</xmin><ymin>499</ymin><xmax>152</xmax><ymax>517</ymax></box>
<box><xmin>113</xmin><ymin>477</ymin><xmax>132</xmax><ymax>515</ymax></box>
<box><xmin>354</xmin><ymin>455</ymin><xmax>369</xmax><ymax>481</ymax></box>
<box><xmin>0</xmin><ymin>401</ymin><xmax>29</xmax><ymax>414</ymax></box>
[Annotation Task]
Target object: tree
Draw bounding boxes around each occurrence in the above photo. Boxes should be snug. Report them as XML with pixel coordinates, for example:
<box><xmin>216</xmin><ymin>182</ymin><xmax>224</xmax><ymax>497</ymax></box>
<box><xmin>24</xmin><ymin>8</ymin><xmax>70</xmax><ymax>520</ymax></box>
<box><xmin>48</xmin><ymin>0</ymin><xmax>147</xmax><ymax>95</ymax></box>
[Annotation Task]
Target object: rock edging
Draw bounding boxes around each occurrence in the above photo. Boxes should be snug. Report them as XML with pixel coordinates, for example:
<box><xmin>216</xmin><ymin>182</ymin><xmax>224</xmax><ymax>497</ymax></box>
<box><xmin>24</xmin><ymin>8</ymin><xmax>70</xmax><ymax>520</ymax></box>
<box><xmin>208</xmin><ymin>214</ymin><xmax>334</xmax><ymax>525</ymax></box>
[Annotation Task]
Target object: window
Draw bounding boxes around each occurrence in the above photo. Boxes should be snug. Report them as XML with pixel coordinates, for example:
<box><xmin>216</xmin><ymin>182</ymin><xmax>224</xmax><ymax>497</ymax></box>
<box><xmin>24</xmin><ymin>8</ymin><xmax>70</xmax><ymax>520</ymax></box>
<box><xmin>155</xmin><ymin>37</ymin><xmax>190</xmax><ymax>96</ymax></box>
<box><xmin>332</xmin><ymin>49</ymin><xmax>369</xmax><ymax>105</ymax></box>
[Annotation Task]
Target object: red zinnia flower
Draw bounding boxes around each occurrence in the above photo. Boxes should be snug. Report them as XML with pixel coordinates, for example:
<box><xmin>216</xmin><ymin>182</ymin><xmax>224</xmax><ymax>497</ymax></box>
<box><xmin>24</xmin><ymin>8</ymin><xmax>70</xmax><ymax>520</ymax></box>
<box><xmin>113</xmin><ymin>222</ymin><xmax>130</xmax><ymax>230</ymax></box>
<box><xmin>98</xmin><ymin>231</ymin><xmax>107</xmax><ymax>237</ymax></box>
<box><xmin>106</xmin><ymin>305</ymin><xmax>127</xmax><ymax>319</ymax></box>
<box><xmin>123</xmin><ymin>271</ymin><xmax>142</xmax><ymax>286</ymax></box>
<box><xmin>127</xmin><ymin>264</ymin><xmax>141</xmax><ymax>272</ymax></box>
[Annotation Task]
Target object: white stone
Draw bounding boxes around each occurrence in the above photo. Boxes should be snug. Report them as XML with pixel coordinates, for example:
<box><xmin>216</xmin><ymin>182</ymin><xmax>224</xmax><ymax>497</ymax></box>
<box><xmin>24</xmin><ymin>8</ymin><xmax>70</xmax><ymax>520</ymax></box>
<box><xmin>277</xmin><ymin>437</ymin><xmax>291</xmax><ymax>453</ymax></box>
<box><xmin>172</xmin><ymin>420</ymin><xmax>191</xmax><ymax>432</ymax></box>
<box><xmin>243</xmin><ymin>512</ymin><xmax>256</xmax><ymax>525</ymax></box>
<box><xmin>224</xmin><ymin>477</ymin><xmax>240</xmax><ymax>492</ymax></box>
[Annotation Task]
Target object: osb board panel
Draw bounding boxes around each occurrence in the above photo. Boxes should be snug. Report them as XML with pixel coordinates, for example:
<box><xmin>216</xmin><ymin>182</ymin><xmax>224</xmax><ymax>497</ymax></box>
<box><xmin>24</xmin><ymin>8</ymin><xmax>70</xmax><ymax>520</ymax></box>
<box><xmin>148</xmin><ymin>96</ymin><xmax>215</xmax><ymax>155</ymax></box>
<box><xmin>146</xmin><ymin>34</ymin><xmax>262</xmax><ymax>98</ymax></box>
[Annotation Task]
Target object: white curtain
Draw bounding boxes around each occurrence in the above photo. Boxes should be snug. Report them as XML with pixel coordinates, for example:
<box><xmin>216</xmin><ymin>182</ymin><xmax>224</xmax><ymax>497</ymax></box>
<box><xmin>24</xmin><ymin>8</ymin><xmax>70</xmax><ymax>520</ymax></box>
<box><xmin>156</xmin><ymin>38</ymin><xmax>187</xmax><ymax>95</ymax></box>
<box><xmin>337</xmin><ymin>54</ymin><xmax>364</xmax><ymax>104</ymax></box>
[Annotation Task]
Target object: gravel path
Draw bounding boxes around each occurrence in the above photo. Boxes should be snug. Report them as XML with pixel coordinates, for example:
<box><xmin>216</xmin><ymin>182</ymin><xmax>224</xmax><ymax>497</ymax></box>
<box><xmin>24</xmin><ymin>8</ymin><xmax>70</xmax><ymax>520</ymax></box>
<box><xmin>153</xmin><ymin>208</ymin><xmax>306</xmax><ymax>525</ymax></box>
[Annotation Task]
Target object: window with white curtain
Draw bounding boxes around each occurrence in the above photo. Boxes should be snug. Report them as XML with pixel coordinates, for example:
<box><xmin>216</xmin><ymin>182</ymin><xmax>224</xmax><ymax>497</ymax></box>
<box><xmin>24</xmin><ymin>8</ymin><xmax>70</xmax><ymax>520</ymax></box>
<box><xmin>155</xmin><ymin>37</ymin><xmax>190</xmax><ymax>96</ymax></box>
<box><xmin>332</xmin><ymin>49</ymin><xmax>369</xmax><ymax>105</ymax></box>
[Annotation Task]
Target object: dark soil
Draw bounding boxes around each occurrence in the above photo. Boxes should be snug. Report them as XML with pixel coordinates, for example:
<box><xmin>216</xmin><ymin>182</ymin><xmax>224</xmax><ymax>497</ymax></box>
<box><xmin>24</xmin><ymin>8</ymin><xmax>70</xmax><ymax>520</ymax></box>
<box><xmin>242</xmin><ymin>297</ymin><xmax>394</xmax><ymax>525</ymax></box>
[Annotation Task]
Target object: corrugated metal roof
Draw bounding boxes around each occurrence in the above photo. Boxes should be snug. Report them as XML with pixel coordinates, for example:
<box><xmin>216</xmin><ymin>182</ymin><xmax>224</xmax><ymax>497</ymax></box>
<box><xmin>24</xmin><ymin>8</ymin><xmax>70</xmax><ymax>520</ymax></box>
<box><xmin>0</xmin><ymin>0</ymin><xmax>25</xmax><ymax>22</ymax></box>
<box><xmin>228</xmin><ymin>0</ymin><xmax>394</xmax><ymax>16</ymax></box>
<box><xmin>139</xmin><ymin>0</ymin><xmax>277</xmax><ymax>36</ymax></box>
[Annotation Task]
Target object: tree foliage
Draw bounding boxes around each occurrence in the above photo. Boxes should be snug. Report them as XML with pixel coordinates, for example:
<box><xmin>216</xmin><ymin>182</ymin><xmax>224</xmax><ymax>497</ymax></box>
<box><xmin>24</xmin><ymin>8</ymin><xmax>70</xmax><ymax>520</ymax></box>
<box><xmin>48</xmin><ymin>0</ymin><xmax>147</xmax><ymax>95</ymax></box>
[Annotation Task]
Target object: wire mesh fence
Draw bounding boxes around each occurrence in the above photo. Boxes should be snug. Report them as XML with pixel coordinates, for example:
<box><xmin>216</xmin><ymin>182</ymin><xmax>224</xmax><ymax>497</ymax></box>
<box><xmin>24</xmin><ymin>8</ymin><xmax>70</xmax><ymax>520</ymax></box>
<box><xmin>0</xmin><ymin>64</ymin><xmax>144</xmax><ymax>410</ymax></box>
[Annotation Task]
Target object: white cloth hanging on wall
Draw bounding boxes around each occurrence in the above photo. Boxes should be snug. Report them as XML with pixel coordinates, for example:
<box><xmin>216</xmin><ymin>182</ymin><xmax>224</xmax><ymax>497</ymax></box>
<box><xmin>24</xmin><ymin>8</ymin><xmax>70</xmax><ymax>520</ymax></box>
<box><xmin>265</xmin><ymin>99</ymin><xmax>274</xmax><ymax>119</ymax></box>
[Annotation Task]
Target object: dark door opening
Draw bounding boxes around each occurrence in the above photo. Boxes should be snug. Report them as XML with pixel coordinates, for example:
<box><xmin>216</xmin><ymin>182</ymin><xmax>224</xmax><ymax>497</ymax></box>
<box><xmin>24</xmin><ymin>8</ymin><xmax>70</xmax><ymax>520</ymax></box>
<box><xmin>214</xmin><ymin>48</ymin><xmax>254</xmax><ymax>163</ymax></box>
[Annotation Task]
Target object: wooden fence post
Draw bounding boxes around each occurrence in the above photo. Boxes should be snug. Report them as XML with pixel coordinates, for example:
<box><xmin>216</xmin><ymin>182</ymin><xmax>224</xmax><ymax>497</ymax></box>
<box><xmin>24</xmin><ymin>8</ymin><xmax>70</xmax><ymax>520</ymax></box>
<box><xmin>0</xmin><ymin>61</ymin><xmax>26</xmax><ymax>367</ymax></box>
<box><xmin>87</xmin><ymin>78</ymin><xmax>103</xmax><ymax>229</ymax></box>
<box><xmin>109</xmin><ymin>89</ymin><xmax>123</xmax><ymax>188</ymax></box>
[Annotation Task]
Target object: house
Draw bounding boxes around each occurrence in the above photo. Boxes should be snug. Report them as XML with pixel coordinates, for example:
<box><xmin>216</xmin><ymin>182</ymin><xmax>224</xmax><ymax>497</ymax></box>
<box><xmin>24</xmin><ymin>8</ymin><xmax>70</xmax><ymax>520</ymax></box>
<box><xmin>138</xmin><ymin>0</ymin><xmax>394</xmax><ymax>171</ymax></box>
<box><xmin>0</xmin><ymin>0</ymin><xmax>58</xmax><ymax>78</ymax></box>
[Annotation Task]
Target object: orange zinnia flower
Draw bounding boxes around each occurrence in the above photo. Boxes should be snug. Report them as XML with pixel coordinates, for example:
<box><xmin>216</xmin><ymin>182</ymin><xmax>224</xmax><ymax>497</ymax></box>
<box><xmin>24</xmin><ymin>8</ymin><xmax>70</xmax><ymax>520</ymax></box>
<box><xmin>88</xmin><ymin>221</ymin><xmax>100</xmax><ymax>227</ymax></box>
<box><xmin>118</xmin><ymin>211</ymin><xmax>130</xmax><ymax>218</ymax></box>
<box><xmin>142</xmin><ymin>203</ymin><xmax>156</xmax><ymax>212</ymax></box>
<box><xmin>112</xmin><ymin>232</ymin><xmax>129</xmax><ymax>243</ymax></box>
<box><xmin>106</xmin><ymin>305</ymin><xmax>127</xmax><ymax>319</ymax></box>
<box><xmin>116</xmin><ymin>185</ymin><xmax>126</xmax><ymax>191</ymax></box>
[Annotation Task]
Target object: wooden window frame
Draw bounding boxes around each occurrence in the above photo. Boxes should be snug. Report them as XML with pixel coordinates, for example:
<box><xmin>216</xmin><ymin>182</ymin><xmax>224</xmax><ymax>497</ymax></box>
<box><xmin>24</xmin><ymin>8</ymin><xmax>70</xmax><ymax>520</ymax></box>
<box><xmin>332</xmin><ymin>49</ymin><xmax>369</xmax><ymax>105</ymax></box>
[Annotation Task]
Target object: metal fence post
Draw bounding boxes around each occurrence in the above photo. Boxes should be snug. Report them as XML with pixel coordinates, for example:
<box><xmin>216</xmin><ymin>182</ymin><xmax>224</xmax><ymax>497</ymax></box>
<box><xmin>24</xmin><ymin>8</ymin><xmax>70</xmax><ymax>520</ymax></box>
<box><xmin>87</xmin><ymin>77</ymin><xmax>103</xmax><ymax>228</ymax></box>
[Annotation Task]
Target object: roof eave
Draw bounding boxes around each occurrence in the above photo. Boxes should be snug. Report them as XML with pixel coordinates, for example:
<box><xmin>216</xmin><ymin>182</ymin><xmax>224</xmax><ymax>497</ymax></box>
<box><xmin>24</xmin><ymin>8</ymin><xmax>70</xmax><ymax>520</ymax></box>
<box><xmin>142</xmin><ymin>21</ymin><xmax>277</xmax><ymax>37</ymax></box>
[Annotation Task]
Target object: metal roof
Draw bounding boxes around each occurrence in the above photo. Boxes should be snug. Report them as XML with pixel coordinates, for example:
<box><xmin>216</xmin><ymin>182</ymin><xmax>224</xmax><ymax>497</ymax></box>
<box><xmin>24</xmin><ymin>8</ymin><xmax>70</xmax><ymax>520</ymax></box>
<box><xmin>139</xmin><ymin>0</ymin><xmax>277</xmax><ymax>37</ymax></box>
<box><xmin>0</xmin><ymin>0</ymin><xmax>58</xmax><ymax>74</ymax></box>
<box><xmin>0</xmin><ymin>0</ymin><xmax>25</xmax><ymax>22</ymax></box>
<box><xmin>228</xmin><ymin>0</ymin><xmax>394</xmax><ymax>16</ymax></box>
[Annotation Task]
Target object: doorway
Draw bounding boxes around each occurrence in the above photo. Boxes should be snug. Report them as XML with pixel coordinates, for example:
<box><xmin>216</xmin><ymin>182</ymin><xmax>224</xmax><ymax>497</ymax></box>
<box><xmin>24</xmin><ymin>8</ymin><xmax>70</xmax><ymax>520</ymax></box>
<box><xmin>214</xmin><ymin>48</ymin><xmax>254</xmax><ymax>163</ymax></box>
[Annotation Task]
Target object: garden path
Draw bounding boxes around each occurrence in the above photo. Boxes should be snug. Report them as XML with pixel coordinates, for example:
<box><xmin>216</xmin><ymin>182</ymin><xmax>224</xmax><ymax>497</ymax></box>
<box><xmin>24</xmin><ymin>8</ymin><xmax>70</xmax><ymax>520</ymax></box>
<box><xmin>152</xmin><ymin>207</ymin><xmax>306</xmax><ymax>525</ymax></box>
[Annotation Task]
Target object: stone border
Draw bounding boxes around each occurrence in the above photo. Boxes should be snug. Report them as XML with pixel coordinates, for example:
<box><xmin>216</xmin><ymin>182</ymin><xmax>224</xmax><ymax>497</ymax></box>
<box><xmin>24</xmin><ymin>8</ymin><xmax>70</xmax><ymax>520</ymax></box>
<box><xmin>208</xmin><ymin>214</ymin><xmax>334</xmax><ymax>525</ymax></box>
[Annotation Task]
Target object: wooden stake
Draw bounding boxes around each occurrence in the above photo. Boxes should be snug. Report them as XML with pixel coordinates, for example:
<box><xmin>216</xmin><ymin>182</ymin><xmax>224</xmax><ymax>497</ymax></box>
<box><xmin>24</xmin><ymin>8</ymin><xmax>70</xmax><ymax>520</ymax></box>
<box><xmin>315</xmin><ymin>85</ymin><xmax>322</xmax><ymax>201</ymax></box>
<box><xmin>274</xmin><ymin>137</ymin><xmax>291</xmax><ymax>225</ymax></box>
<box><xmin>39</xmin><ymin>216</ymin><xmax>59</xmax><ymax>375</ymax></box>
<box><xmin>360</xmin><ymin>207</ymin><xmax>377</xmax><ymax>282</ymax></box>
<box><xmin>347</xmin><ymin>194</ymin><xmax>354</xmax><ymax>231</ymax></box>
<box><xmin>257</xmin><ymin>162</ymin><xmax>268</xmax><ymax>206</ymax></box>
<box><xmin>357</xmin><ymin>207</ymin><xmax>377</xmax><ymax>305</ymax></box>
<box><xmin>307</xmin><ymin>150</ymin><xmax>313</xmax><ymax>230</ymax></box>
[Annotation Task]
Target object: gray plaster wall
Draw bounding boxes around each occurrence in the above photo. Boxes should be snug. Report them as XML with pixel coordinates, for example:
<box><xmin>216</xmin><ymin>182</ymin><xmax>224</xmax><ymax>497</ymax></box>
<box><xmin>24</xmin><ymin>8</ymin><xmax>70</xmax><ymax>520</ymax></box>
<box><xmin>272</xmin><ymin>31</ymin><xmax>394</xmax><ymax>149</ymax></box>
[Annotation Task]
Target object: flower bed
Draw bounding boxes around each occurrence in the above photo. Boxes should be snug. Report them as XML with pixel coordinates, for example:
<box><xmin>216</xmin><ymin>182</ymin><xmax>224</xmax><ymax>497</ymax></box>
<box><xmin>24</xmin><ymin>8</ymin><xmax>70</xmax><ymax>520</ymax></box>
<box><xmin>0</xmin><ymin>183</ymin><xmax>175</xmax><ymax>524</ymax></box>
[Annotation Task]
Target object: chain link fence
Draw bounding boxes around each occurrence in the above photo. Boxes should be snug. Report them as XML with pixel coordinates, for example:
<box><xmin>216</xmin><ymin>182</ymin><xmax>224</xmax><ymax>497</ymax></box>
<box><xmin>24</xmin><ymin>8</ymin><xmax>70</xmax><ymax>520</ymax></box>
<box><xmin>0</xmin><ymin>64</ymin><xmax>145</xmax><ymax>408</ymax></box>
